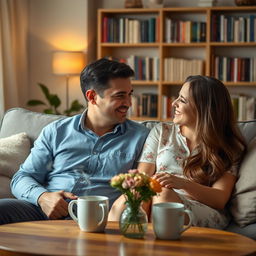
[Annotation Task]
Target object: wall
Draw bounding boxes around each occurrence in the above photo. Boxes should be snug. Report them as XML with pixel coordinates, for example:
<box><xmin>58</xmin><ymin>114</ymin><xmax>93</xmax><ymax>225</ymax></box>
<box><xmin>28</xmin><ymin>0</ymin><xmax>98</xmax><ymax>113</ymax></box>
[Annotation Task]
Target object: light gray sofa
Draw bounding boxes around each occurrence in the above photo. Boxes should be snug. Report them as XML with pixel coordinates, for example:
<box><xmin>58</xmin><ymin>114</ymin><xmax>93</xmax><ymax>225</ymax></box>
<box><xmin>0</xmin><ymin>108</ymin><xmax>256</xmax><ymax>240</ymax></box>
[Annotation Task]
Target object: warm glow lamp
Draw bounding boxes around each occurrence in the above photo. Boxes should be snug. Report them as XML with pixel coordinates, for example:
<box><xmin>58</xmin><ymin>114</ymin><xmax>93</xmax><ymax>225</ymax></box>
<box><xmin>52</xmin><ymin>51</ymin><xmax>85</xmax><ymax>109</ymax></box>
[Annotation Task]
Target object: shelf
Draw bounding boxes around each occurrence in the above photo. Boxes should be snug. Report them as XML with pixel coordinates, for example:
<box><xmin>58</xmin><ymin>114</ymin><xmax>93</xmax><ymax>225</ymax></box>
<box><xmin>210</xmin><ymin>6</ymin><xmax>256</xmax><ymax>11</ymax></box>
<box><xmin>98</xmin><ymin>6</ymin><xmax>256</xmax><ymax>121</ymax></box>
<box><xmin>131</xmin><ymin>80</ymin><xmax>160</xmax><ymax>85</ymax></box>
<box><xmin>162</xmin><ymin>43</ymin><xmax>207</xmax><ymax>47</ymax></box>
<box><xmin>100</xmin><ymin>43</ymin><xmax>160</xmax><ymax>47</ymax></box>
<box><xmin>99</xmin><ymin>8</ymin><xmax>161</xmax><ymax>14</ymax></box>
<box><xmin>210</xmin><ymin>42</ymin><xmax>256</xmax><ymax>46</ymax></box>
<box><xmin>224</xmin><ymin>82</ymin><xmax>256</xmax><ymax>87</ymax></box>
<box><xmin>162</xmin><ymin>81</ymin><xmax>183</xmax><ymax>85</ymax></box>
<box><xmin>129</xmin><ymin>116</ymin><xmax>159</xmax><ymax>121</ymax></box>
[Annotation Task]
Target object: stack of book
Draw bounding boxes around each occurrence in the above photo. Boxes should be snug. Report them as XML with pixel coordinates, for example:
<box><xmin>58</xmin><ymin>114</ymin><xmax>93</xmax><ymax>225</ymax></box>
<box><xmin>128</xmin><ymin>94</ymin><xmax>158</xmax><ymax>118</ymax></box>
<box><xmin>104</xmin><ymin>56</ymin><xmax>159</xmax><ymax>81</ymax></box>
<box><xmin>211</xmin><ymin>14</ymin><xmax>256</xmax><ymax>42</ymax></box>
<box><xmin>162</xmin><ymin>95</ymin><xmax>176</xmax><ymax>119</ymax></box>
<box><xmin>213</xmin><ymin>56</ymin><xmax>256</xmax><ymax>82</ymax></box>
<box><xmin>102</xmin><ymin>17</ymin><xmax>159</xmax><ymax>43</ymax></box>
<box><xmin>164</xmin><ymin>58</ymin><xmax>204</xmax><ymax>82</ymax></box>
<box><xmin>165</xmin><ymin>18</ymin><xmax>206</xmax><ymax>43</ymax></box>
<box><xmin>231</xmin><ymin>95</ymin><xmax>256</xmax><ymax>121</ymax></box>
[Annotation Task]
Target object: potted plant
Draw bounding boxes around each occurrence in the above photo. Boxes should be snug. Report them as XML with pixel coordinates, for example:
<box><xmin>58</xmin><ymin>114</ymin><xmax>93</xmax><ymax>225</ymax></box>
<box><xmin>27</xmin><ymin>83</ymin><xmax>84</xmax><ymax>116</ymax></box>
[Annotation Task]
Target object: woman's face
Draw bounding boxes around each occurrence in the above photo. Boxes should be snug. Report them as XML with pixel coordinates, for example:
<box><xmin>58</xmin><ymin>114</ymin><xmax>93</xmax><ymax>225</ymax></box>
<box><xmin>172</xmin><ymin>82</ymin><xmax>197</xmax><ymax>128</ymax></box>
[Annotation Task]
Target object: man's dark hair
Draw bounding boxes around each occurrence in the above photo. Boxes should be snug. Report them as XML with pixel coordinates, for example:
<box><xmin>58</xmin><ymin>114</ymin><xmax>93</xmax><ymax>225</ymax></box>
<box><xmin>80</xmin><ymin>58</ymin><xmax>134</xmax><ymax>100</ymax></box>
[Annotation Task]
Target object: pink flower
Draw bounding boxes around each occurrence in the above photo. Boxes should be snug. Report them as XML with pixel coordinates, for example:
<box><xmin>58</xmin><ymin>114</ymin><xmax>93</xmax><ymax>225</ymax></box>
<box><xmin>128</xmin><ymin>169</ymin><xmax>139</xmax><ymax>175</ymax></box>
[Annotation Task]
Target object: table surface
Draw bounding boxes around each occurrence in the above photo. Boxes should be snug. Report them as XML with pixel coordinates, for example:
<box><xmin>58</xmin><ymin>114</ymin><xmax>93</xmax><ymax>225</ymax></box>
<box><xmin>0</xmin><ymin>220</ymin><xmax>255</xmax><ymax>256</ymax></box>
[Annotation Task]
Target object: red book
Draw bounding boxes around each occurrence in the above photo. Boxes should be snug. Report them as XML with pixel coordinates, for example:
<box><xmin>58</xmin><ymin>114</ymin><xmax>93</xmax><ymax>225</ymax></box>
<box><xmin>237</xmin><ymin>58</ymin><xmax>242</xmax><ymax>81</ymax></box>
<box><xmin>103</xmin><ymin>17</ymin><xmax>108</xmax><ymax>42</ymax></box>
<box><xmin>230</xmin><ymin>58</ymin><xmax>234</xmax><ymax>81</ymax></box>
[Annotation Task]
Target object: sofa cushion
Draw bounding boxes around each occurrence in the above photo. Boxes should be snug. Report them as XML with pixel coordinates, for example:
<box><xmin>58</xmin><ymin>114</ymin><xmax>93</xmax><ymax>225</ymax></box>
<box><xmin>226</xmin><ymin>221</ymin><xmax>256</xmax><ymax>240</ymax></box>
<box><xmin>0</xmin><ymin>132</ymin><xmax>31</xmax><ymax>178</ymax></box>
<box><xmin>229</xmin><ymin>137</ymin><xmax>256</xmax><ymax>227</ymax></box>
<box><xmin>0</xmin><ymin>108</ymin><xmax>64</xmax><ymax>143</ymax></box>
<box><xmin>237</xmin><ymin>120</ymin><xmax>256</xmax><ymax>144</ymax></box>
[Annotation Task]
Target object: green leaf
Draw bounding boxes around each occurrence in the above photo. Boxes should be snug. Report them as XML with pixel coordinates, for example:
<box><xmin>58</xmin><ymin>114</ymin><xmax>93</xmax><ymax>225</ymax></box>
<box><xmin>43</xmin><ymin>109</ymin><xmax>54</xmax><ymax>114</ymax></box>
<box><xmin>49</xmin><ymin>94</ymin><xmax>61</xmax><ymax>108</ymax></box>
<box><xmin>27</xmin><ymin>100</ymin><xmax>46</xmax><ymax>106</ymax></box>
<box><xmin>38</xmin><ymin>83</ymin><xmax>50</xmax><ymax>101</ymax></box>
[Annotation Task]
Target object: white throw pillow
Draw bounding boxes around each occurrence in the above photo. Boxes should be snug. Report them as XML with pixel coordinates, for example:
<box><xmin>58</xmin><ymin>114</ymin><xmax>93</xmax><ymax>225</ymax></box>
<box><xmin>229</xmin><ymin>137</ymin><xmax>256</xmax><ymax>227</ymax></box>
<box><xmin>0</xmin><ymin>132</ymin><xmax>31</xmax><ymax>178</ymax></box>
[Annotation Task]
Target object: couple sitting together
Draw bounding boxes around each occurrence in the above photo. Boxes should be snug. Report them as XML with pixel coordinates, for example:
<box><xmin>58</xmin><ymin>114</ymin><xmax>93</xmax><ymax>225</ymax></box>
<box><xmin>0</xmin><ymin>58</ymin><xmax>246</xmax><ymax>229</ymax></box>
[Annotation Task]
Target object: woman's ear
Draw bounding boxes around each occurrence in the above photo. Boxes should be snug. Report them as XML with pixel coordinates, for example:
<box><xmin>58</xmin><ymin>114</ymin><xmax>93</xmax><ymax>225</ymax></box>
<box><xmin>85</xmin><ymin>89</ymin><xmax>97</xmax><ymax>104</ymax></box>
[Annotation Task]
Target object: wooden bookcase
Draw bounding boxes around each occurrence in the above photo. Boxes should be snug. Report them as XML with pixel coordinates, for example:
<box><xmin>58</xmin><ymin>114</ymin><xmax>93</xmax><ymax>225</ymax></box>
<box><xmin>97</xmin><ymin>6</ymin><xmax>256</xmax><ymax>121</ymax></box>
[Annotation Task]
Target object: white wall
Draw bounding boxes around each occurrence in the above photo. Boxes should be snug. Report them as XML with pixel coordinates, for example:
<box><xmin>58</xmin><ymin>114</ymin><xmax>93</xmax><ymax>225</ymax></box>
<box><xmin>28</xmin><ymin>0</ymin><xmax>93</xmax><ymax>113</ymax></box>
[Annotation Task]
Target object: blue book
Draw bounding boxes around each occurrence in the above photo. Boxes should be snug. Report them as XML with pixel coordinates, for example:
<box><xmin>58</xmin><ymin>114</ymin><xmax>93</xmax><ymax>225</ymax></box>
<box><xmin>250</xmin><ymin>15</ymin><xmax>255</xmax><ymax>42</ymax></box>
<box><xmin>148</xmin><ymin>18</ymin><xmax>156</xmax><ymax>42</ymax></box>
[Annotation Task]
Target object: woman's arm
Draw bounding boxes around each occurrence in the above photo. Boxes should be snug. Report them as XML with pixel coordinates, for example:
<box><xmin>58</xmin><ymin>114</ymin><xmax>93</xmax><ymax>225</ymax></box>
<box><xmin>137</xmin><ymin>162</ymin><xmax>156</xmax><ymax>176</ymax></box>
<box><xmin>154</xmin><ymin>171</ymin><xmax>236</xmax><ymax>209</ymax></box>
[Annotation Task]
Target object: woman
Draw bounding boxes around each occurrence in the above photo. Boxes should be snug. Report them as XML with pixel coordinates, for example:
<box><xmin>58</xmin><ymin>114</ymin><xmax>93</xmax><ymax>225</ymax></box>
<box><xmin>138</xmin><ymin>75</ymin><xmax>246</xmax><ymax>229</ymax></box>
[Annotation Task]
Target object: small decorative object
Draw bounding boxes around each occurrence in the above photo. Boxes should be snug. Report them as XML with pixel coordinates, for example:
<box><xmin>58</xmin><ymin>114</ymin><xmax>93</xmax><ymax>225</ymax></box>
<box><xmin>27</xmin><ymin>83</ymin><xmax>84</xmax><ymax>116</ymax></box>
<box><xmin>110</xmin><ymin>169</ymin><xmax>162</xmax><ymax>239</ymax></box>
<box><xmin>198</xmin><ymin>0</ymin><xmax>218</xmax><ymax>7</ymax></box>
<box><xmin>125</xmin><ymin>0</ymin><xmax>143</xmax><ymax>8</ymax></box>
<box><xmin>147</xmin><ymin>0</ymin><xmax>164</xmax><ymax>8</ymax></box>
<box><xmin>235</xmin><ymin>0</ymin><xmax>256</xmax><ymax>5</ymax></box>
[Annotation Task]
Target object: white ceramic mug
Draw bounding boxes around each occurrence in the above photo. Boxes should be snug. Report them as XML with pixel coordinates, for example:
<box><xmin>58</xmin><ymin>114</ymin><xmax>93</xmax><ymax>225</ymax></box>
<box><xmin>152</xmin><ymin>202</ymin><xmax>193</xmax><ymax>240</ymax></box>
<box><xmin>68</xmin><ymin>196</ymin><xmax>109</xmax><ymax>232</ymax></box>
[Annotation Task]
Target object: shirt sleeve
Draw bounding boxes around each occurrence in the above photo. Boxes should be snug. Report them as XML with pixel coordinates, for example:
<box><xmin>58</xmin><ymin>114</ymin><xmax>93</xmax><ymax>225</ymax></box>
<box><xmin>10</xmin><ymin>122</ymin><xmax>56</xmax><ymax>206</ymax></box>
<box><xmin>138</xmin><ymin>123</ymin><xmax>162</xmax><ymax>164</ymax></box>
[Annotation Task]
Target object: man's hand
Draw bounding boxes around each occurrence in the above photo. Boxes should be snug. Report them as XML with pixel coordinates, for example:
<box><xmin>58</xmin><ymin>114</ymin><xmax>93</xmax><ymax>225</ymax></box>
<box><xmin>38</xmin><ymin>190</ymin><xmax>78</xmax><ymax>219</ymax></box>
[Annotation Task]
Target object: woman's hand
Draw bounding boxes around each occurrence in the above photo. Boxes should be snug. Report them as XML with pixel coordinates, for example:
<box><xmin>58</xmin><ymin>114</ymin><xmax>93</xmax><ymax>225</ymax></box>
<box><xmin>153</xmin><ymin>172</ymin><xmax>187</xmax><ymax>190</ymax></box>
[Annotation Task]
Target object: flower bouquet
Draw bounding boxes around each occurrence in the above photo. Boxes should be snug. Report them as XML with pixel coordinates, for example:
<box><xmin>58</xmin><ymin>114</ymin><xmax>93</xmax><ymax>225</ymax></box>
<box><xmin>110</xmin><ymin>169</ymin><xmax>162</xmax><ymax>238</ymax></box>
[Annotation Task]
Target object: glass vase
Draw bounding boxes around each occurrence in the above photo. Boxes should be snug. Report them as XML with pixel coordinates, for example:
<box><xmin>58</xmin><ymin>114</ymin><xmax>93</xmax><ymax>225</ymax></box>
<box><xmin>119</xmin><ymin>203</ymin><xmax>148</xmax><ymax>239</ymax></box>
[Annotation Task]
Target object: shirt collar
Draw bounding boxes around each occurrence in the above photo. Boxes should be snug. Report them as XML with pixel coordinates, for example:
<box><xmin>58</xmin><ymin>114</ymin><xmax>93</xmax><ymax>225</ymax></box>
<box><xmin>78</xmin><ymin>108</ymin><xmax>126</xmax><ymax>135</ymax></box>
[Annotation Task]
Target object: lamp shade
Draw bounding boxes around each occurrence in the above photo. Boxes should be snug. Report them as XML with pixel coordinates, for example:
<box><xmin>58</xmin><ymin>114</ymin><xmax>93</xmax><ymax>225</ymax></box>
<box><xmin>52</xmin><ymin>51</ymin><xmax>85</xmax><ymax>75</ymax></box>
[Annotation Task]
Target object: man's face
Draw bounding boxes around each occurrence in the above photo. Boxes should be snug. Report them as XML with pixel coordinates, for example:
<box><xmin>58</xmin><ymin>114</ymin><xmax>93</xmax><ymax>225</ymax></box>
<box><xmin>94</xmin><ymin>77</ymin><xmax>133</xmax><ymax>125</ymax></box>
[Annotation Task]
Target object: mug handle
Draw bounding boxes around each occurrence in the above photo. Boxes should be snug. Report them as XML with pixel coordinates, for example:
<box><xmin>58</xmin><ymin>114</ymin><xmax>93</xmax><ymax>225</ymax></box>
<box><xmin>68</xmin><ymin>200</ymin><xmax>78</xmax><ymax>223</ymax></box>
<box><xmin>97</xmin><ymin>203</ymin><xmax>107</xmax><ymax>226</ymax></box>
<box><xmin>180</xmin><ymin>209</ymin><xmax>193</xmax><ymax>234</ymax></box>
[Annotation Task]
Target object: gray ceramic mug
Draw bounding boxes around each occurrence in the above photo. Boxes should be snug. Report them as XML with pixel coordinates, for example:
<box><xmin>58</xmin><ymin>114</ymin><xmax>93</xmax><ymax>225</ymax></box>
<box><xmin>152</xmin><ymin>202</ymin><xmax>193</xmax><ymax>240</ymax></box>
<box><xmin>68</xmin><ymin>195</ymin><xmax>109</xmax><ymax>232</ymax></box>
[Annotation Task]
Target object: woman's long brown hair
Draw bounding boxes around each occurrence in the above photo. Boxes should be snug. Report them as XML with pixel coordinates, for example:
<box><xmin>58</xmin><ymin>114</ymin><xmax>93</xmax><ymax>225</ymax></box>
<box><xmin>183</xmin><ymin>76</ymin><xmax>246</xmax><ymax>186</ymax></box>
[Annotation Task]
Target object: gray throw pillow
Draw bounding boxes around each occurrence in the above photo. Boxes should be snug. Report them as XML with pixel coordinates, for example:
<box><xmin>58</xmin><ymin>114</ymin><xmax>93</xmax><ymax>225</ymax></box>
<box><xmin>0</xmin><ymin>132</ymin><xmax>31</xmax><ymax>178</ymax></box>
<box><xmin>229</xmin><ymin>137</ymin><xmax>256</xmax><ymax>227</ymax></box>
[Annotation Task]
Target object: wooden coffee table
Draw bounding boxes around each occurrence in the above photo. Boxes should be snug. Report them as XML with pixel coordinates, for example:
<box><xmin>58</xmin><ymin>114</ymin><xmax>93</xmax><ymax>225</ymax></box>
<box><xmin>0</xmin><ymin>220</ymin><xmax>255</xmax><ymax>256</ymax></box>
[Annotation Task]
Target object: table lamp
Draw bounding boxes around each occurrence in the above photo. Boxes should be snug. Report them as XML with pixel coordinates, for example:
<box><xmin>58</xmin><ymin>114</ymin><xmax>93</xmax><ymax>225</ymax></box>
<box><xmin>52</xmin><ymin>51</ymin><xmax>85</xmax><ymax>109</ymax></box>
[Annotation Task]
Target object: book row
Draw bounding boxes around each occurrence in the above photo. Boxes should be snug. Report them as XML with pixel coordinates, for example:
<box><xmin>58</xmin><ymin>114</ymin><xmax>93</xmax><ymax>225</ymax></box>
<box><xmin>106</xmin><ymin>56</ymin><xmax>160</xmax><ymax>81</ymax></box>
<box><xmin>164</xmin><ymin>58</ymin><xmax>204</xmax><ymax>82</ymax></box>
<box><xmin>102</xmin><ymin>17</ymin><xmax>159</xmax><ymax>43</ymax></box>
<box><xmin>128</xmin><ymin>94</ymin><xmax>158</xmax><ymax>118</ymax></box>
<box><xmin>164</xmin><ymin>94</ymin><xmax>256</xmax><ymax>121</ymax></box>
<box><xmin>231</xmin><ymin>95</ymin><xmax>256</xmax><ymax>121</ymax></box>
<box><xmin>213</xmin><ymin>56</ymin><xmax>256</xmax><ymax>82</ymax></box>
<box><xmin>128</xmin><ymin>93</ymin><xmax>255</xmax><ymax>121</ymax></box>
<box><xmin>165</xmin><ymin>19</ymin><xmax>206</xmax><ymax>43</ymax></box>
<box><xmin>211</xmin><ymin>14</ymin><xmax>256</xmax><ymax>42</ymax></box>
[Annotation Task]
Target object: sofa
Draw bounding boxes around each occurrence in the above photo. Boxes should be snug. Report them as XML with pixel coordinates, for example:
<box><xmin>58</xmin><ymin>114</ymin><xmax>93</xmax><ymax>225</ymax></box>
<box><xmin>0</xmin><ymin>107</ymin><xmax>256</xmax><ymax>240</ymax></box>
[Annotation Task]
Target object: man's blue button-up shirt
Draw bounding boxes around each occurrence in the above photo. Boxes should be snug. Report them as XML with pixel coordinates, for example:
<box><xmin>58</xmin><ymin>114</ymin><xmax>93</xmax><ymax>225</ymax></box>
<box><xmin>11</xmin><ymin>111</ymin><xmax>150</xmax><ymax>207</ymax></box>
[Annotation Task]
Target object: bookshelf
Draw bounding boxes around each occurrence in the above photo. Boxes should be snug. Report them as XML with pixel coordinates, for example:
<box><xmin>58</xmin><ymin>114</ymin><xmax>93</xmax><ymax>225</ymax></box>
<box><xmin>98</xmin><ymin>6</ymin><xmax>256</xmax><ymax>121</ymax></box>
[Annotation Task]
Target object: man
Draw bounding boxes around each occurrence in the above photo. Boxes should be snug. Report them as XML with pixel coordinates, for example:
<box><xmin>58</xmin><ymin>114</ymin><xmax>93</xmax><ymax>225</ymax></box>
<box><xmin>0</xmin><ymin>58</ymin><xmax>149</xmax><ymax>224</ymax></box>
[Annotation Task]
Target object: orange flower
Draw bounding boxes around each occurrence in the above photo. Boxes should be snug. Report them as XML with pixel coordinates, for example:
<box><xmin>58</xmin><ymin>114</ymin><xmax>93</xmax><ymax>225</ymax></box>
<box><xmin>149</xmin><ymin>177</ymin><xmax>162</xmax><ymax>193</ymax></box>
